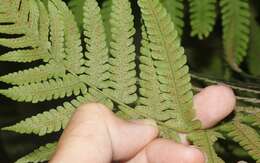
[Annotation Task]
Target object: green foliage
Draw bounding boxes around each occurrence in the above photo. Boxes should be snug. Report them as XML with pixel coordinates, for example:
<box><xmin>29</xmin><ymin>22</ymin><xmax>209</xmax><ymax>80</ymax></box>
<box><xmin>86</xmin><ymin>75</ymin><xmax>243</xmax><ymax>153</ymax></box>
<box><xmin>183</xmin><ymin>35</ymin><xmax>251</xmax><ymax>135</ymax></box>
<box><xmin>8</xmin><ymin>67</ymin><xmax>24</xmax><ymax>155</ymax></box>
<box><xmin>188</xmin><ymin>130</ymin><xmax>224</xmax><ymax>163</ymax></box>
<box><xmin>248</xmin><ymin>9</ymin><xmax>260</xmax><ymax>76</ymax></box>
<box><xmin>0</xmin><ymin>74</ymin><xmax>87</xmax><ymax>103</ymax></box>
<box><xmin>83</xmin><ymin>0</ymin><xmax>110</xmax><ymax>89</ymax></box>
<box><xmin>189</xmin><ymin>0</ymin><xmax>217</xmax><ymax>39</ymax></box>
<box><xmin>220</xmin><ymin>121</ymin><xmax>260</xmax><ymax>162</ymax></box>
<box><xmin>161</xmin><ymin>0</ymin><xmax>184</xmax><ymax>36</ymax></box>
<box><xmin>68</xmin><ymin>0</ymin><xmax>85</xmax><ymax>29</ymax></box>
<box><xmin>15</xmin><ymin>142</ymin><xmax>57</xmax><ymax>163</ymax></box>
<box><xmin>3</xmin><ymin>93</ymin><xmax>113</xmax><ymax>136</ymax></box>
<box><xmin>106</xmin><ymin>0</ymin><xmax>137</xmax><ymax>104</ymax></box>
<box><xmin>220</xmin><ymin>0</ymin><xmax>251</xmax><ymax>71</ymax></box>
<box><xmin>0</xmin><ymin>0</ymin><xmax>259</xmax><ymax>162</ymax></box>
<box><xmin>138</xmin><ymin>0</ymin><xmax>200</xmax><ymax>132</ymax></box>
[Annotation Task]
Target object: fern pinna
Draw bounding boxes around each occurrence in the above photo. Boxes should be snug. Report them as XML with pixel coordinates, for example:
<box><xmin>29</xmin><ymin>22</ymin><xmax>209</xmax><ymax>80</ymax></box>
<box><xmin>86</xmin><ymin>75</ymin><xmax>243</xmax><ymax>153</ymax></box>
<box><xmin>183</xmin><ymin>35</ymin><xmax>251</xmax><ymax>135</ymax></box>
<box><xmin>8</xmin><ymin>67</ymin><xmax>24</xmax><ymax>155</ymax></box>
<box><xmin>0</xmin><ymin>0</ymin><xmax>259</xmax><ymax>163</ymax></box>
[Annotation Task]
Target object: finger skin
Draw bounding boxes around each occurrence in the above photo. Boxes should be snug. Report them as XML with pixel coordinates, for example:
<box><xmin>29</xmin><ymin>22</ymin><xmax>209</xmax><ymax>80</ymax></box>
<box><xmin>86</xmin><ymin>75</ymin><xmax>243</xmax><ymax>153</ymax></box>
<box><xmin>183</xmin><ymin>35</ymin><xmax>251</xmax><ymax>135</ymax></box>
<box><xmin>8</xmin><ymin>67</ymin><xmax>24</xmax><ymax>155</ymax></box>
<box><xmin>194</xmin><ymin>85</ymin><xmax>236</xmax><ymax>129</ymax></box>
<box><xmin>51</xmin><ymin>85</ymin><xmax>235</xmax><ymax>163</ymax></box>
<box><xmin>125</xmin><ymin>139</ymin><xmax>205</xmax><ymax>163</ymax></box>
<box><xmin>50</xmin><ymin>103</ymin><xmax>158</xmax><ymax>163</ymax></box>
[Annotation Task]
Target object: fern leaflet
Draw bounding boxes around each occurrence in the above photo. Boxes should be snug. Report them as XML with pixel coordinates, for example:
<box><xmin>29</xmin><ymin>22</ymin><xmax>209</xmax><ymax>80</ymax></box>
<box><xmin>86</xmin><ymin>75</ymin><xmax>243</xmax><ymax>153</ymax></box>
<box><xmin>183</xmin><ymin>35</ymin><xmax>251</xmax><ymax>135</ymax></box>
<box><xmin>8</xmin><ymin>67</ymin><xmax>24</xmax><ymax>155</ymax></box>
<box><xmin>220</xmin><ymin>0</ymin><xmax>250</xmax><ymax>71</ymax></box>
<box><xmin>189</xmin><ymin>0</ymin><xmax>217</xmax><ymax>39</ymax></box>
<box><xmin>68</xmin><ymin>0</ymin><xmax>85</xmax><ymax>30</ymax></box>
<box><xmin>0</xmin><ymin>62</ymin><xmax>65</xmax><ymax>85</ymax></box>
<box><xmin>188</xmin><ymin>130</ymin><xmax>224</xmax><ymax>163</ymax></box>
<box><xmin>15</xmin><ymin>142</ymin><xmax>57</xmax><ymax>163</ymax></box>
<box><xmin>101</xmin><ymin>0</ymin><xmax>112</xmax><ymax>45</ymax></box>
<box><xmin>138</xmin><ymin>0</ymin><xmax>200</xmax><ymax>132</ymax></box>
<box><xmin>220</xmin><ymin>121</ymin><xmax>260</xmax><ymax>162</ymax></box>
<box><xmin>3</xmin><ymin>92</ymin><xmax>113</xmax><ymax>136</ymax></box>
<box><xmin>104</xmin><ymin>0</ymin><xmax>137</xmax><ymax>104</ymax></box>
<box><xmin>0</xmin><ymin>0</ymin><xmax>50</xmax><ymax>63</ymax></box>
<box><xmin>161</xmin><ymin>0</ymin><xmax>184</xmax><ymax>36</ymax></box>
<box><xmin>83</xmin><ymin>0</ymin><xmax>110</xmax><ymax>89</ymax></box>
<box><xmin>0</xmin><ymin>74</ymin><xmax>87</xmax><ymax>103</ymax></box>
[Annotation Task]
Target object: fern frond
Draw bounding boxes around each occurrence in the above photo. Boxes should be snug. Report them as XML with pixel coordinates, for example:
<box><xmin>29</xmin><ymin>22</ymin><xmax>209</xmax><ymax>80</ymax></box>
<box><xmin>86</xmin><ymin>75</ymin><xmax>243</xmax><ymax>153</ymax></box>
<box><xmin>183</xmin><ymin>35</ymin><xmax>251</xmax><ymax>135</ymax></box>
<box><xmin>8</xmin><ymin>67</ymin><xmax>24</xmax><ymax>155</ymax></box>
<box><xmin>0</xmin><ymin>62</ymin><xmax>65</xmax><ymax>85</ymax></box>
<box><xmin>161</xmin><ymin>0</ymin><xmax>184</xmax><ymax>36</ymax></box>
<box><xmin>137</xmin><ymin>25</ymin><xmax>166</xmax><ymax>121</ymax></box>
<box><xmin>222</xmin><ymin>121</ymin><xmax>260</xmax><ymax>162</ymax></box>
<box><xmin>0</xmin><ymin>0</ymin><xmax>30</xmax><ymax>34</ymax></box>
<box><xmin>0</xmin><ymin>0</ymin><xmax>50</xmax><ymax>63</ymax></box>
<box><xmin>0</xmin><ymin>0</ymin><xmax>85</xmax><ymax>95</ymax></box>
<box><xmin>189</xmin><ymin>130</ymin><xmax>224</xmax><ymax>163</ymax></box>
<box><xmin>239</xmin><ymin>113</ymin><xmax>260</xmax><ymax>128</ymax></box>
<box><xmin>68</xmin><ymin>0</ymin><xmax>85</xmax><ymax>29</ymax></box>
<box><xmin>104</xmin><ymin>0</ymin><xmax>137</xmax><ymax>104</ymax></box>
<box><xmin>15</xmin><ymin>142</ymin><xmax>57</xmax><ymax>163</ymax></box>
<box><xmin>0</xmin><ymin>0</ymin><xmax>39</xmax><ymax>48</ymax></box>
<box><xmin>48</xmin><ymin>1</ymin><xmax>66</xmax><ymax>62</ymax></box>
<box><xmin>0</xmin><ymin>74</ymin><xmax>87</xmax><ymax>103</ymax></box>
<box><xmin>2</xmin><ymin>92</ymin><xmax>113</xmax><ymax>136</ymax></box>
<box><xmin>138</xmin><ymin>0</ymin><xmax>200</xmax><ymax>132</ymax></box>
<box><xmin>83</xmin><ymin>0</ymin><xmax>110</xmax><ymax>89</ymax></box>
<box><xmin>189</xmin><ymin>0</ymin><xmax>217</xmax><ymax>39</ymax></box>
<box><xmin>101</xmin><ymin>0</ymin><xmax>112</xmax><ymax>45</ymax></box>
<box><xmin>236</xmin><ymin>106</ymin><xmax>260</xmax><ymax>128</ymax></box>
<box><xmin>0</xmin><ymin>49</ymin><xmax>45</xmax><ymax>63</ymax></box>
<box><xmin>220</xmin><ymin>0</ymin><xmax>250</xmax><ymax>71</ymax></box>
<box><xmin>54</xmin><ymin>0</ymin><xmax>84</xmax><ymax>74</ymax></box>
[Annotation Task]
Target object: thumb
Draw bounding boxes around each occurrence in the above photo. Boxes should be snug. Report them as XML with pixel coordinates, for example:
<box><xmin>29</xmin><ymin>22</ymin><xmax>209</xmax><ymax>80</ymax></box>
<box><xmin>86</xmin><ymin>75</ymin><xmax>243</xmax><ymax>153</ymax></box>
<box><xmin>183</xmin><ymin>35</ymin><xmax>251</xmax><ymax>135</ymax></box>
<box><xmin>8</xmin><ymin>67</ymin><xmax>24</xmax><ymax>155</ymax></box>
<box><xmin>194</xmin><ymin>85</ymin><xmax>236</xmax><ymax>129</ymax></box>
<box><xmin>50</xmin><ymin>103</ymin><xmax>158</xmax><ymax>163</ymax></box>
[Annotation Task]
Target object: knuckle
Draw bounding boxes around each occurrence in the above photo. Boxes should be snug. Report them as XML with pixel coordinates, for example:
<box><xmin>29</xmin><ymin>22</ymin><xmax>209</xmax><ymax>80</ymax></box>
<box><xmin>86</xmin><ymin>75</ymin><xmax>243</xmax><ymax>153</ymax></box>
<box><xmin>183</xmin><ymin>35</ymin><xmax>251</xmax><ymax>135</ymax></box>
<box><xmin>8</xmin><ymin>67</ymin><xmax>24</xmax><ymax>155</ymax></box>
<box><xmin>74</xmin><ymin>102</ymin><xmax>114</xmax><ymax>121</ymax></box>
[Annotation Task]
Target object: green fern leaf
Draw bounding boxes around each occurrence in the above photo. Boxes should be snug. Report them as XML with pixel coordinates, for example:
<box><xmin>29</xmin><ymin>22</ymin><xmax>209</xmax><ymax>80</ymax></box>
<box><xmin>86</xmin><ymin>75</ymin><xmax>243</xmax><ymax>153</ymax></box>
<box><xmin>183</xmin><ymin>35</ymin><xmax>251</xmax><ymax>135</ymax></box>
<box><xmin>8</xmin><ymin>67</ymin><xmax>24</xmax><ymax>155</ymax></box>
<box><xmin>15</xmin><ymin>142</ymin><xmax>57</xmax><ymax>163</ymax></box>
<box><xmin>0</xmin><ymin>62</ymin><xmax>65</xmax><ymax>85</ymax></box>
<box><xmin>137</xmin><ymin>25</ymin><xmax>166</xmax><ymax>121</ymax></box>
<box><xmin>189</xmin><ymin>0</ymin><xmax>217</xmax><ymax>39</ymax></box>
<box><xmin>0</xmin><ymin>0</ymin><xmax>39</xmax><ymax>48</ymax></box>
<box><xmin>55</xmin><ymin>0</ymin><xmax>84</xmax><ymax>74</ymax></box>
<box><xmin>101</xmin><ymin>0</ymin><xmax>112</xmax><ymax>45</ymax></box>
<box><xmin>236</xmin><ymin>106</ymin><xmax>260</xmax><ymax>128</ymax></box>
<box><xmin>161</xmin><ymin>0</ymin><xmax>184</xmax><ymax>36</ymax></box>
<box><xmin>0</xmin><ymin>0</ymin><xmax>50</xmax><ymax>63</ymax></box>
<box><xmin>104</xmin><ymin>0</ymin><xmax>137</xmax><ymax>104</ymax></box>
<box><xmin>2</xmin><ymin>92</ymin><xmax>113</xmax><ymax>136</ymax></box>
<box><xmin>138</xmin><ymin>0</ymin><xmax>200</xmax><ymax>132</ymax></box>
<box><xmin>0</xmin><ymin>49</ymin><xmax>45</xmax><ymax>63</ymax></box>
<box><xmin>0</xmin><ymin>0</ymin><xmax>30</xmax><ymax>34</ymax></box>
<box><xmin>0</xmin><ymin>74</ymin><xmax>87</xmax><ymax>103</ymax></box>
<box><xmin>189</xmin><ymin>130</ymin><xmax>225</xmax><ymax>163</ymax></box>
<box><xmin>135</xmin><ymin>25</ymin><xmax>188</xmax><ymax>141</ymax></box>
<box><xmin>221</xmin><ymin>121</ymin><xmax>260</xmax><ymax>162</ymax></box>
<box><xmin>239</xmin><ymin>113</ymin><xmax>260</xmax><ymax>128</ymax></box>
<box><xmin>48</xmin><ymin>1</ymin><xmax>66</xmax><ymax>62</ymax></box>
<box><xmin>220</xmin><ymin>0</ymin><xmax>251</xmax><ymax>71</ymax></box>
<box><xmin>83</xmin><ymin>0</ymin><xmax>110</xmax><ymax>89</ymax></box>
<box><xmin>68</xmin><ymin>0</ymin><xmax>85</xmax><ymax>30</ymax></box>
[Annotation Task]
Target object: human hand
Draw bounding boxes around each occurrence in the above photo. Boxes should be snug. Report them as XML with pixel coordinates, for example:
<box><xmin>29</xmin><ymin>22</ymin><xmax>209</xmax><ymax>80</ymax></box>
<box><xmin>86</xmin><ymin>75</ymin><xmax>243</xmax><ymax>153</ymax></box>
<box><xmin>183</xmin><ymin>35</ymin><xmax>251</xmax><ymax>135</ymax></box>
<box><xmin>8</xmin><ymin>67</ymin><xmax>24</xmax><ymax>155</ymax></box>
<box><xmin>50</xmin><ymin>85</ymin><xmax>236</xmax><ymax>163</ymax></box>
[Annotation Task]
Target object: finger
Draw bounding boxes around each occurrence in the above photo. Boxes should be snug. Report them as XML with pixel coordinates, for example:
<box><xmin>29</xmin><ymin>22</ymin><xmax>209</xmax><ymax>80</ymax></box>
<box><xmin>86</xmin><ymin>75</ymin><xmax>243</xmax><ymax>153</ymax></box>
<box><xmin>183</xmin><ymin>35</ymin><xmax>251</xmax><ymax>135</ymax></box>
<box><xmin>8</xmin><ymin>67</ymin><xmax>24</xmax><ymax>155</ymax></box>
<box><xmin>124</xmin><ymin>139</ymin><xmax>205</xmax><ymax>163</ymax></box>
<box><xmin>50</xmin><ymin>103</ymin><xmax>158</xmax><ymax>163</ymax></box>
<box><xmin>194</xmin><ymin>85</ymin><xmax>236</xmax><ymax>129</ymax></box>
